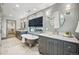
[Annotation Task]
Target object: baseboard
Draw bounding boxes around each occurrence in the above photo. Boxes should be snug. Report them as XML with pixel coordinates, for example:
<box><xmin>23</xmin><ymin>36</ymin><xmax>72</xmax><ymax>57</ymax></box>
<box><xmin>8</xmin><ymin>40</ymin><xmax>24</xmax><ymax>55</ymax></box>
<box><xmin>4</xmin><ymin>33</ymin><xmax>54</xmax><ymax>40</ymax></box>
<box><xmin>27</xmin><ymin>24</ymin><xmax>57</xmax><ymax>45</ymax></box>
<box><xmin>1</xmin><ymin>37</ymin><xmax>7</xmax><ymax>39</ymax></box>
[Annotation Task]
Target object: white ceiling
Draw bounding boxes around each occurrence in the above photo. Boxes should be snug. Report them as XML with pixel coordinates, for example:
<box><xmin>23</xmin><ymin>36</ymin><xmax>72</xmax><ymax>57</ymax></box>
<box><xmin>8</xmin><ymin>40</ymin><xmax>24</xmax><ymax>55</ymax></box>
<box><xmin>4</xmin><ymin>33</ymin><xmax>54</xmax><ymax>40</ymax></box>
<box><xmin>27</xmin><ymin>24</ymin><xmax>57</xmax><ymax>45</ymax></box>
<box><xmin>0</xmin><ymin>3</ymin><xmax>54</xmax><ymax>20</ymax></box>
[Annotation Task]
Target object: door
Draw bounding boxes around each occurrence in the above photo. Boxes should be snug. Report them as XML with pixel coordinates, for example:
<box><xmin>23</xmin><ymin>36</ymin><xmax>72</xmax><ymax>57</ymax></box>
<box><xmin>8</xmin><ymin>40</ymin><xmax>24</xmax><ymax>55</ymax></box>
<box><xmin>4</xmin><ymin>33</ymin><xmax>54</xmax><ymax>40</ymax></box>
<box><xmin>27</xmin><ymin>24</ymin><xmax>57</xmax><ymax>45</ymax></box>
<box><xmin>6</xmin><ymin>20</ymin><xmax>16</xmax><ymax>38</ymax></box>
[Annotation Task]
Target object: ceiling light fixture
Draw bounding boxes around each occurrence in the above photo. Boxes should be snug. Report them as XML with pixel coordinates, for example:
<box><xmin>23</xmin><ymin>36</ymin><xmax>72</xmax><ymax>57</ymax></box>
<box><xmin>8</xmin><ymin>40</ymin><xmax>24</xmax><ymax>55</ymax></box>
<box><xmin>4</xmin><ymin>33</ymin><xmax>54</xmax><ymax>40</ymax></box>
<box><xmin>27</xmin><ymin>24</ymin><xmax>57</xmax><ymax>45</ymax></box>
<box><xmin>65</xmin><ymin>4</ymin><xmax>71</xmax><ymax>15</ymax></box>
<box><xmin>33</xmin><ymin>8</ymin><xmax>37</xmax><ymax>11</ymax></box>
<box><xmin>49</xmin><ymin>4</ymin><xmax>53</xmax><ymax>6</ymax></box>
<box><xmin>9</xmin><ymin>14</ymin><xmax>12</xmax><ymax>16</ymax></box>
<box><xmin>16</xmin><ymin>4</ymin><xmax>20</xmax><ymax>8</ymax></box>
<box><xmin>25</xmin><ymin>12</ymin><xmax>28</xmax><ymax>15</ymax></box>
<box><xmin>65</xmin><ymin>4</ymin><xmax>71</xmax><ymax>10</ymax></box>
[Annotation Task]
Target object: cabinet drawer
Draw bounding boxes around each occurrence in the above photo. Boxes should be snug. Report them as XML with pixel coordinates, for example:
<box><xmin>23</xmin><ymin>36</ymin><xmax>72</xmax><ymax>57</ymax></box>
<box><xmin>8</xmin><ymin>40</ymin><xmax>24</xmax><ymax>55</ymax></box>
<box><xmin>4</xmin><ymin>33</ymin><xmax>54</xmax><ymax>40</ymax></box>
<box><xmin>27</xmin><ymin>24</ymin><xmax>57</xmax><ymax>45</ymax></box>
<box><xmin>64</xmin><ymin>51</ymin><xmax>77</xmax><ymax>55</ymax></box>
<box><xmin>39</xmin><ymin>47</ymin><xmax>47</xmax><ymax>55</ymax></box>
<box><xmin>64</xmin><ymin>42</ymin><xmax>77</xmax><ymax>52</ymax></box>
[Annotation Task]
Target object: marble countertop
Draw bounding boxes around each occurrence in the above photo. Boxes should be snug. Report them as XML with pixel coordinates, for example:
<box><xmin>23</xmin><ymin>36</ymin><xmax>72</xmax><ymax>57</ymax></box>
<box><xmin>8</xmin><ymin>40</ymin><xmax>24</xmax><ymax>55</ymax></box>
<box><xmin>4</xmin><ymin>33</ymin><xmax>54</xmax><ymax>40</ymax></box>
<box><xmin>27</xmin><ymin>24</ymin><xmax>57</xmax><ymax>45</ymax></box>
<box><xmin>16</xmin><ymin>30</ymin><xmax>27</xmax><ymax>32</ymax></box>
<box><xmin>38</xmin><ymin>32</ymin><xmax>79</xmax><ymax>44</ymax></box>
<box><xmin>21</xmin><ymin>34</ymin><xmax>39</xmax><ymax>40</ymax></box>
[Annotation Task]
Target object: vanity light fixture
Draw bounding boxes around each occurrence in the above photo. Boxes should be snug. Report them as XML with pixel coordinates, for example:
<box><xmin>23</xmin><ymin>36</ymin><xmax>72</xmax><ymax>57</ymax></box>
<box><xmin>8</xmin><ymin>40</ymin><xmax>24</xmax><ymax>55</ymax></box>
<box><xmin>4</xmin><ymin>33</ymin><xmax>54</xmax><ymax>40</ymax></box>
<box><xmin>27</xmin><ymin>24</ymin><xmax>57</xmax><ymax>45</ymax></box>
<box><xmin>46</xmin><ymin>11</ymin><xmax>49</xmax><ymax>16</ymax></box>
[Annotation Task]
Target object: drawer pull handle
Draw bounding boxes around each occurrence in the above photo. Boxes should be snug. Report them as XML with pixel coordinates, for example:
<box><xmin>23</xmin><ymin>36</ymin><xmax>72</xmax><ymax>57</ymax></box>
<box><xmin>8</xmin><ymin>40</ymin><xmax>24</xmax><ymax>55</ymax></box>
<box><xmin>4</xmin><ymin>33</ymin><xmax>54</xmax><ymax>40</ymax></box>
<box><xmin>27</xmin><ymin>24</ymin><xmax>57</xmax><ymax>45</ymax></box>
<box><xmin>68</xmin><ymin>46</ymin><xmax>71</xmax><ymax>48</ymax></box>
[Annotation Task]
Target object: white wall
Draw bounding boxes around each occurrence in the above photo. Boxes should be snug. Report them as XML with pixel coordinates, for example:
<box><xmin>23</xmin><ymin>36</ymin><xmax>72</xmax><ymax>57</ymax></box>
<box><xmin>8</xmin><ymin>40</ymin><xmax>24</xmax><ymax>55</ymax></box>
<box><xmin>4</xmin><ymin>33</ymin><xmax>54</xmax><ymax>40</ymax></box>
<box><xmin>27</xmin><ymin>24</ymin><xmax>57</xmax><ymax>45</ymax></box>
<box><xmin>2</xmin><ymin>18</ymin><xmax>7</xmax><ymax>38</ymax></box>
<box><xmin>27</xmin><ymin>3</ymin><xmax>79</xmax><ymax>33</ymax></box>
<box><xmin>25</xmin><ymin>18</ymin><xmax>28</xmax><ymax>30</ymax></box>
<box><xmin>16</xmin><ymin>19</ymin><xmax>21</xmax><ymax>30</ymax></box>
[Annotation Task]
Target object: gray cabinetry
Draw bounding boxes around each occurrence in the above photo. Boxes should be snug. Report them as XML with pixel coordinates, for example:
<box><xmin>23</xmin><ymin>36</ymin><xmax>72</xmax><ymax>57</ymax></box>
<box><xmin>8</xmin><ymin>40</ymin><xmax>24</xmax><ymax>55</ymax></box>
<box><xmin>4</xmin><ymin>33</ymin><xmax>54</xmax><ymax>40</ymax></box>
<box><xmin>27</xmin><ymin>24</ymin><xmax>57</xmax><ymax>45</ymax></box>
<box><xmin>57</xmin><ymin>40</ymin><xmax>64</xmax><ymax>55</ymax></box>
<box><xmin>39</xmin><ymin>36</ymin><xmax>48</xmax><ymax>54</ymax></box>
<box><xmin>16</xmin><ymin>30</ymin><xmax>27</xmax><ymax>40</ymax></box>
<box><xmin>39</xmin><ymin>36</ymin><xmax>79</xmax><ymax>55</ymax></box>
<box><xmin>63</xmin><ymin>42</ymin><xmax>78</xmax><ymax>55</ymax></box>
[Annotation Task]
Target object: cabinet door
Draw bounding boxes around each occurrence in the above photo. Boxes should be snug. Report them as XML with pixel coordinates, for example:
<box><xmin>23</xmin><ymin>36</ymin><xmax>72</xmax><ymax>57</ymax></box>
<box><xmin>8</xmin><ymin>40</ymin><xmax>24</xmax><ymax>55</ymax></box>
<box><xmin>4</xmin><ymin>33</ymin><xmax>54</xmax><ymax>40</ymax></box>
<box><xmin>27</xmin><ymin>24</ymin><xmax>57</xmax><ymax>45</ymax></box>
<box><xmin>39</xmin><ymin>36</ymin><xmax>48</xmax><ymax>54</ymax></box>
<box><xmin>48</xmin><ymin>39</ymin><xmax>59</xmax><ymax>55</ymax></box>
<box><xmin>53</xmin><ymin>39</ymin><xmax>58</xmax><ymax>55</ymax></box>
<box><xmin>64</xmin><ymin>51</ymin><xmax>77</xmax><ymax>55</ymax></box>
<box><xmin>47</xmin><ymin>38</ymin><xmax>64</xmax><ymax>55</ymax></box>
<box><xmin>64</xmin><ymin>41</ymin><xmax>78</xmax><ymax>55</ymax></box>
<box><xmin>39</xmin><ymin>36</ymin><xmax>44</xmax><ymax>54</ymax></box>
<box><xmin>64</xmin><ymin>42</ymin><xmax>77</xmax><ymax>53</ymax></box>
<box><xmin>42</xmin><ymin>36</ymin><xmax>48</xmax><ymax>54</ymax></box>
<box><xmin>47</xmin><ymin>39</ymin><xmax>54</xmax><ymax>55</ymax></box>
<box><xmin>57</xmin><ymin>40</ymin><xmax>64</xmax><ymax>55</ymax></box>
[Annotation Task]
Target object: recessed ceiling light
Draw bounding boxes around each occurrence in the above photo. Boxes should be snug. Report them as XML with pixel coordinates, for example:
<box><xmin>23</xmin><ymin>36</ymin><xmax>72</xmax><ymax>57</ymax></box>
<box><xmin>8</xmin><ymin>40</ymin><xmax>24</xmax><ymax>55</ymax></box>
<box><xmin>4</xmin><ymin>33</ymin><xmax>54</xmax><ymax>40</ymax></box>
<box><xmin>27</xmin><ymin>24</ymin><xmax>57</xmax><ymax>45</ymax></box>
<box><xmin>33</xmin><ymin>8</ymin><xmax>37</xmax><ymax>11</ymax></box>
<box><xmin>16</xmin><ymin>4</ymin><xmax>20</xmax><ymax>8</ymax></box>
<box><xmin>9</xmin><ymin>14</ymin><xmax>12</xmax><ymax>16</ymax></box>
<box><xmin>26</xmin><ymin>12</ymin><xmax>28</xmax><ymax>15</ymax></box>
<box><xmin>49</xmin><ymin>4</ymin><xmax>53</xmax><ymax>5</ymax></box>
<box><xmin>27</xmin><ymin>10</ymin><xmax>31</xmax><ymax>12</ymax></box>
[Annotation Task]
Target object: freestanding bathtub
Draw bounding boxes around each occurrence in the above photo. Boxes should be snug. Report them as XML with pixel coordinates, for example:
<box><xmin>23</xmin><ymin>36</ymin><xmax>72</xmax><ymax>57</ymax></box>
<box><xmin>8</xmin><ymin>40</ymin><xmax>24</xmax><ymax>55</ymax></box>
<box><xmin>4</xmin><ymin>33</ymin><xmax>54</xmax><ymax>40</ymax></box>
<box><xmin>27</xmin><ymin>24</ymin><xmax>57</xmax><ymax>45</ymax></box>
<box><xmin>21</xmin><ymin>34</ymin><xmax>39</xmax><ymax>47</ymax></box>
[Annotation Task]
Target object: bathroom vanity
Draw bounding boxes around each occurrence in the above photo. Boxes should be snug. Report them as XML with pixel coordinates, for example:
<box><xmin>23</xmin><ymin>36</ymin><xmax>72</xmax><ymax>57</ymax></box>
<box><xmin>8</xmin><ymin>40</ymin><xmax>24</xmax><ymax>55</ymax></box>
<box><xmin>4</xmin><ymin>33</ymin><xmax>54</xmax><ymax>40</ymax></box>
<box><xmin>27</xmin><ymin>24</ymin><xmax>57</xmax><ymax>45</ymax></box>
<box><xmin>16</xmin><ymin>30</ymin><xmax>27</xmax><ymax>40</ymax></box>
<box><xmin>38</xmin><ymin>32</ymin><xmax>79</xmax><ymax>55</ymax></box>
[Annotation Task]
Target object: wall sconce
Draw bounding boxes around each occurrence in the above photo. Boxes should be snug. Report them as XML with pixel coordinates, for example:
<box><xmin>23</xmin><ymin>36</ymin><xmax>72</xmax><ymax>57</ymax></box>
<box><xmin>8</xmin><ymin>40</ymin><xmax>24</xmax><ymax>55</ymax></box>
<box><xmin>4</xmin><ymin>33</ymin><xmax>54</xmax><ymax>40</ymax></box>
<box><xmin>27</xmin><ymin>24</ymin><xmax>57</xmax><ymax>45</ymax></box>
<box><xmin>46</xmin><ymin>10</ymin><xmax>50</xmax><ymax>16</ymax></box>
<box><xmin>46</xmin><ymin>11</ymin><xmax>52</xmax><ymax>20</ymax></box>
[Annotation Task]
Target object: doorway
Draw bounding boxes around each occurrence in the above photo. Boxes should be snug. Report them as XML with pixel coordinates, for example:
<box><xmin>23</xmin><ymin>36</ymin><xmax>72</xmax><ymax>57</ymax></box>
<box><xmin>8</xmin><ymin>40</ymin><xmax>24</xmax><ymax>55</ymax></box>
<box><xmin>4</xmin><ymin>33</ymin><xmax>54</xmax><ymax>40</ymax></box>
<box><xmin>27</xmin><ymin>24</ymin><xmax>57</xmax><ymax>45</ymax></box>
<box><xmin>6</xmin><ymin>20</ymin><xmax>16</xmax><ymax>38</ymax></box>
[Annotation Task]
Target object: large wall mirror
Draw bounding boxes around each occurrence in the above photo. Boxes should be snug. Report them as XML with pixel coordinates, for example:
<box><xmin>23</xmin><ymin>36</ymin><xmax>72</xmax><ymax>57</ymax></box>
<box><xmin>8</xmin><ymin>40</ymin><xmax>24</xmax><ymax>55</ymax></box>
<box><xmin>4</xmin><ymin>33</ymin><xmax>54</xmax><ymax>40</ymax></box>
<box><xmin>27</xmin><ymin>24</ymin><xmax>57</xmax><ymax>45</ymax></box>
<box><xmin>51</xmin><ymin>11</ymin><xmax>65</xmax><ymax>29</ymax></box>
<box><xmin>20</xmin><ymin>17</ymin><xmax>26</xmax><ymax>30</ymax></box>
<box><xmin>28</xmin><ymin>16</ymin><xmax>43</xmax><ymax>33</ymax></box>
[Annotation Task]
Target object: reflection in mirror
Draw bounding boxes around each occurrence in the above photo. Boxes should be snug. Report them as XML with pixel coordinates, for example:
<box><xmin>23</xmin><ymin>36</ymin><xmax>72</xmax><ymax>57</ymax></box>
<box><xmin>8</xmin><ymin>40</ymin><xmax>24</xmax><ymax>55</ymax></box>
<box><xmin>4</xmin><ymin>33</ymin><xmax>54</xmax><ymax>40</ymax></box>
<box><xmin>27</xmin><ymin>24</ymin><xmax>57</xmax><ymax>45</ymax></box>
<box><xmin>75</xmin><ymin>21</ymin><xmax>79</xmax><ymax>32</ymax></box>
<box><xmin>59</xmin><ymin>14</ymin><xmax>65</xmax><ymax>27</ymax></box>
<box><xmin>53</xmin><ymin>11</ymin><xmax>60</xmax><ymax>29</ymax></box>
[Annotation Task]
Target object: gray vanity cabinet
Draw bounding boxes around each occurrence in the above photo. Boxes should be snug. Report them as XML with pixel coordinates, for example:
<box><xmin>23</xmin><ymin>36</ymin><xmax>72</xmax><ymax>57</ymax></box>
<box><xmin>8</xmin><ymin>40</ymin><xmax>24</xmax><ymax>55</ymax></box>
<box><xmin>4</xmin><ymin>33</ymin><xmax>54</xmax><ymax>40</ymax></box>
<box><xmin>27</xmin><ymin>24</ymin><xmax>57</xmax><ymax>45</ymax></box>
<box><xmin>47</xmin><ymin>39</ymin><xmax>54</xmax><ymax>55</ymax></box>
<box><xmin>39</xmin><ymin>36</ymin><xmax>64</xmax><ymax>55</ymax></box>
<box><xmin>48</xmin><ymin>38</ymin><xmax>64</xmax><ymax>55</ymax></box>
<box><xmin>63</xmin><ymin>42</ymin><xmax>78</xmax><ymax>55</ymax></box>
<box><xmin>39</xmin><ymin>36</ymin><xmax>79</xmax><ymax>55</ymax></box>
<box><xmin>51</xmin><ymin>39</ymin><xmax>58</xmax><ymax>55</ymax></box>
<box><xmin>57</xmin><ymin>40</ymin><xmax>64</xmax><ymax>55</ymax></box>
<box><xmin>39</xmin><ymin>36</ymin><xmax>48</xmax><ymax>54</ymax></box>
